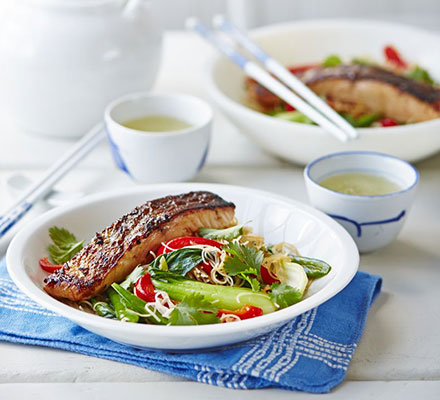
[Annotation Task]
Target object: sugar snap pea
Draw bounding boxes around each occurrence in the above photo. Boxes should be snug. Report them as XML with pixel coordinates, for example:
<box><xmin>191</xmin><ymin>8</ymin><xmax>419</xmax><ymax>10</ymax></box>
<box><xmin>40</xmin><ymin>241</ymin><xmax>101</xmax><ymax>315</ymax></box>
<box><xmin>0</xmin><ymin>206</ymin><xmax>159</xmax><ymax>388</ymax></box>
<box><xmin>111</xmin><ymin>283</ymin><xmax>167</xmax><ymax>325</ymax></box>
<box><xmin>108</xmin><ymin>287</ymin><xmax>139</xmax><ymax>323</ymax></box>
<box><xmin>290</xmin><ymin>256</ymin><xmax>331</xmax><ymax>278</ymax></box>
<box><xmin>90</xmin><ymin>298</ymin><xmax>116</xmax><ymax>319</ymax></box>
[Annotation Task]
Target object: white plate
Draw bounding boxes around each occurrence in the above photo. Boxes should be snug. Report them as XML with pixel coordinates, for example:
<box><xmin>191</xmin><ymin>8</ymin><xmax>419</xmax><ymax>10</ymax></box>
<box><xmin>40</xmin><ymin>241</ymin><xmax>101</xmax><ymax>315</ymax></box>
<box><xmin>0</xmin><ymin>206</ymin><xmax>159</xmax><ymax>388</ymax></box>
<box><xmin>205</xmin><ymin>19</ymin><xmax>440</xmax><ymax>165</ymax></box>
<box><xmin>6</xmin><ymin>183</ymin><xmax>359</xmax><ymax>350</ymax></box>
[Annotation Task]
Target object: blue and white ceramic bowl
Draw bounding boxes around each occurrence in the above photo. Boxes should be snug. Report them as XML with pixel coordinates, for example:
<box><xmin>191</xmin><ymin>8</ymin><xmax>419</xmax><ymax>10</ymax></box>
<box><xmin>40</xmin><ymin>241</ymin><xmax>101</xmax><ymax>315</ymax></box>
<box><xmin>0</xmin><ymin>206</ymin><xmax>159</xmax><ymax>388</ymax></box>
<box><xmin>105</xmin><ymin>92</ymin><xmax>212</xmax><ymax>183</ymax></box>
<box><xmin>304</xmin><ymin>151</ymin><xmax>419</xmax><ymax>253</ymax></box>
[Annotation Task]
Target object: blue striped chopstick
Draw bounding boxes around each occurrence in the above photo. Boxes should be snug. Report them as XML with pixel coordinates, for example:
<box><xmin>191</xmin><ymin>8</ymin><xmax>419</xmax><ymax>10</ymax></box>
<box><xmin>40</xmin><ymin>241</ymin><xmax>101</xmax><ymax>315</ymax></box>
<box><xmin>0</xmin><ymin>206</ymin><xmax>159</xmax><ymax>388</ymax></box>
<box><xmin>186</xmin><ymin>17</ymin><xmax>356</xmax><ymax>142</ymax></box>
<box><xmin>0</xmin><ymin>123</ymin><xmax>105</xmax><ymax>238</ymax></box>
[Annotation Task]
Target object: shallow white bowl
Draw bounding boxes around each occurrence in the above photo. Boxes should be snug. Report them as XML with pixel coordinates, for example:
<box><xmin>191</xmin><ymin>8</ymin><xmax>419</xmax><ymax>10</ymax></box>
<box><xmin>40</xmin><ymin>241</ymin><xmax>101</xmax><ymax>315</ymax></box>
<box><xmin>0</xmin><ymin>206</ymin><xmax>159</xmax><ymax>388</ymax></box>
<box><xmin>205</xmin><ymin>19</ymin><xmax>440</xmax><ymax>165</ymax></box>
<box><xmin>6</xmin><ymin>183</ymin><xmax>359</xmax><ymax>350</ymax></box>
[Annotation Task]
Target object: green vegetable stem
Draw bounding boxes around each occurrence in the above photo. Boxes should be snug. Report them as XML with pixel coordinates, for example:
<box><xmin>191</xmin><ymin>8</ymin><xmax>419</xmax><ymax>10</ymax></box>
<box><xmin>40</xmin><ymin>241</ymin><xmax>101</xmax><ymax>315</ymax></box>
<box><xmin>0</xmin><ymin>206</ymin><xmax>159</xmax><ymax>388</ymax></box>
<box><xmin>198</xmin><ymin>224</ymin><xmax>244</xmax><ymax>240</ymax></box>
<box><xmin>152</xmin><ymin>278</ymin><xmax>276</xmax><ymax>314</ymax></box>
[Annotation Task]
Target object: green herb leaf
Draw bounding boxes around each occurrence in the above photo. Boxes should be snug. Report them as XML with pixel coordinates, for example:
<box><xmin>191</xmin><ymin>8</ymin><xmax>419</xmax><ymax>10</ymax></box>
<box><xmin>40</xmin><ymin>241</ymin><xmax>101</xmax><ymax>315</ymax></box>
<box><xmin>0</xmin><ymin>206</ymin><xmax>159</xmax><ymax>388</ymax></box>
<box><xmin>48</xmin><ymin>226</ymin><xmax>84</xmax><ymax>264</ymax></box>
<box><xmin>239</xmin><ymin>272</ymin><xmax>261</xmax><ymax>292</ymax></box>
<box><xmin>407</xmin><ymin>66</ymin><xmax>435</xmax><ymax>85</ymax></box>
<box><xmin>322</xmin><ymin>54</ymin><xmax>342</xmax><ymax>67</ymax></box>
<box><xmin>269</xmin><ymin>282</ymin><xmax>303</xmax><ymax>309</ymax></box>
<box><xmin>290</xmin><ymin>255</ymin><xmax>332</xmax><ymax>278</ymax></box>
<box><xmin>169</xmin><ymin>293</ymin><xmax>219</xmax><ymax>325</ymax></box>
<box><xmin>198</xmin><ymin>224</ymin><xmax>244</xmax><ymax>241</ymax></box>
<box><xmin>150</xmin><ymin>248</ymin><xmax>204</xmax><ymax>277</ymax></box>
<box><xmin>223</xmin><ymin>242</ymin><xmax>264</xmax><ymax>278</ymax></box>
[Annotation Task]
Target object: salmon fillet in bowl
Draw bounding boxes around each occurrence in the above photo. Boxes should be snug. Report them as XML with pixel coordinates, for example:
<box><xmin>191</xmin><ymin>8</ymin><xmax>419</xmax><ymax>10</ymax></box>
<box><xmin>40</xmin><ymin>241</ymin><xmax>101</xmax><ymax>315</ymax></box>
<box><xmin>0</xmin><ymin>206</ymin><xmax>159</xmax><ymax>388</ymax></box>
<box><xmin>6</xmin><ymin>183</ymin><xmax>358</xmax><ymax>350</ymax></box>
<box><xmin>205</xmin><ymin>19</ymin><xmax>440</xmax><ymax>165</ymax></box>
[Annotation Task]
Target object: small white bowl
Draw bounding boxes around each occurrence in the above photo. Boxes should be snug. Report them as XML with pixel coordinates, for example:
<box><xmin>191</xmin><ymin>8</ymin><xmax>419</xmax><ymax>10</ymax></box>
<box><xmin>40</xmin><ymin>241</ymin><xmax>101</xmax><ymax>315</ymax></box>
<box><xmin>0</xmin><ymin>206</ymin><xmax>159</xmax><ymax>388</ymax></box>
<box><xmin>205</xmin><ymin>19</ymin><xmax>440</xmax><ymax>165</ymax></box>
<box><xmin>304</xmin><ymin>151</ymin><xmax>419</xmax><ymax>253</ymax></box>
<box><xmin>105</xmin><ymin>92</ymin><xmax>212</xmax><ymax>183</ymax></box>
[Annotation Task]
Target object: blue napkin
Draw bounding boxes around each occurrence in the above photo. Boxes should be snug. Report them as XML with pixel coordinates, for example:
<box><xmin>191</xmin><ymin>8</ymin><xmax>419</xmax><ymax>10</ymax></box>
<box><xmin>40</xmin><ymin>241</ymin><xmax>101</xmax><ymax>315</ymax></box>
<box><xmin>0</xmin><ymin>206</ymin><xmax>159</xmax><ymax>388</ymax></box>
<box><xmin>0</xmin><ymin>257</ymin><xmax>381</xmax><ymax>393</ymax></box>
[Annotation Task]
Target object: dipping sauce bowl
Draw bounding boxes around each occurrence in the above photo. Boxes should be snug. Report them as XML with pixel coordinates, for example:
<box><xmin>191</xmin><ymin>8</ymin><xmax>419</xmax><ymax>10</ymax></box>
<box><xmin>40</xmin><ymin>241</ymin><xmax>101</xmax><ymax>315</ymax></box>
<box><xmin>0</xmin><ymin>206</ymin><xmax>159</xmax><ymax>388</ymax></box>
<box><xmin>304</xmin><ymin>151</ymin><xmax>419</xmax><ymax>252</ymax></box>
<box><xmin>105</xmin><ymin>92</ymin><xmax>212</xmax><ymax>183</ymax></box>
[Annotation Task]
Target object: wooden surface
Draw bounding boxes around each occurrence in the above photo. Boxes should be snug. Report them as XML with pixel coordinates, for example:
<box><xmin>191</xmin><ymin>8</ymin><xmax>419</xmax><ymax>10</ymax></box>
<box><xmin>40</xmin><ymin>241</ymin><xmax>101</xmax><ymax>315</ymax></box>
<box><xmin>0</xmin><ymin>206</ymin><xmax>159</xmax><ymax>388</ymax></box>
<box><xmin>0</xmin><ymin>32</ymin><xmax>439</xmax><ymax>398</ymax></box>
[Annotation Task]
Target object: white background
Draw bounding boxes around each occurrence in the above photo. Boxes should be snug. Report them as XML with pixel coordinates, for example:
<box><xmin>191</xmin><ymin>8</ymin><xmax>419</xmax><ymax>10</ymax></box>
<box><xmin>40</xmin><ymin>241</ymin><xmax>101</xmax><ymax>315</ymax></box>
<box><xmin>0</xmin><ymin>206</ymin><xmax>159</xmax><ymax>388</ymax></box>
<box><xmin>0</xmin><ymin>0</ymin><xmax>439</xmax><ymax>31</ymax></box>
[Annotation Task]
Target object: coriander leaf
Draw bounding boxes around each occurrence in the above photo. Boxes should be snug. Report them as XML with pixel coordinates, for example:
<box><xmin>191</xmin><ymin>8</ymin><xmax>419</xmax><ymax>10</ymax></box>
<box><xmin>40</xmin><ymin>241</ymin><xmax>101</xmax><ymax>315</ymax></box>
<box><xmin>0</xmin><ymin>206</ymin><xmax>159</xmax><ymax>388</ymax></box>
<box><xmin>150</xmin><ymin>248</ymin><xmax>203</xmax><ymax>277</ymax></box>
<box><xmin>239</xmin><ymin>273</ymin><xmax>261</xmax><ymax>292</ymax></box>
<box><xmin>269</xmin><ymin>282</ymin><xmax>303</xmax><ymax>309</ymax></box>
<box><xmin>198</xmin><ymin>224</ymin><xmax>243</xmax><ymax>241</ymax></box>
<box><xmin>234</xmin><ymin>267</ymin><xmax>261</xmax><ymax>292</ymax></box>
<box><xmin>49</xmin><ymin>226</ymin><xmax>77</xmax><ymax>248</ymax></box>
<box><xmin>223</xmin><ymin>242</ymin><xmax>264</xmax><ymax>278</ymax></box>
<box><xmin>169</xmin><ymin>293</ymin><xmax>219</xmax><ymax>326</ymax></box>
<box><xmin>48</xmin><ymin>226</ymin><xmax>84</xmax><ymax>264</ymax></box>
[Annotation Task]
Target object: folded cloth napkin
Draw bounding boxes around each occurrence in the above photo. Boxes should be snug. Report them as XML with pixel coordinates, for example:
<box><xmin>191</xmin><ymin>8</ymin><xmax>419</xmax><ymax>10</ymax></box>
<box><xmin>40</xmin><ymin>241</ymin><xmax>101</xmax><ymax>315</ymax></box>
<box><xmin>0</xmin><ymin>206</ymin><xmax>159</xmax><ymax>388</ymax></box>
<box><xmin>0</xmin><ymin>257</ymin><xmax>381</xmax><ymax>393</ymax></box>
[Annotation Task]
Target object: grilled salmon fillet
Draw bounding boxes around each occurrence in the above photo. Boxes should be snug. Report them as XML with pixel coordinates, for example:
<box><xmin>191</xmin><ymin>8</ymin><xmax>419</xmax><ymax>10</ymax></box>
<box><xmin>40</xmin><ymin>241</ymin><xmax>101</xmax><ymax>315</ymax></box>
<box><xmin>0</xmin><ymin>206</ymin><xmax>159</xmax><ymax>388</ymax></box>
<box><xmin>246</xmin><ymin>64</ymin><xmax>440</xmax><ymax>123</ymax></box>
<box><xmin>44</xmin><ymin>191</ymin><xmax>235</xmax><ymax>301</ymax></box>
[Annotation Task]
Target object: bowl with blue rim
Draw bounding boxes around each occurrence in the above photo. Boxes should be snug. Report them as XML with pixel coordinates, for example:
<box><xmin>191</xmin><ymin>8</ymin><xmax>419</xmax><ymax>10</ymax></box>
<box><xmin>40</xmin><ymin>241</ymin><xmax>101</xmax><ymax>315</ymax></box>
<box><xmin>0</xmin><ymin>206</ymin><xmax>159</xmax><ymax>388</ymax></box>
<box><xmin>304</xmin><ymin>151</ymin><xmax>419</xmax><ymax>252</ymax></box>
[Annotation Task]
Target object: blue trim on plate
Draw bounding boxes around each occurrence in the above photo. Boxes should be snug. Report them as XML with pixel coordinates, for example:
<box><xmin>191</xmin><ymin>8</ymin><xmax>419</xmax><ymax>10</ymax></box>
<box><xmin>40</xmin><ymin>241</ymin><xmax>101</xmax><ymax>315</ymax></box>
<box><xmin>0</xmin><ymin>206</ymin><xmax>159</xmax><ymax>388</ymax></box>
<box><xmin>305</xmin><ymin>151</ymin><xmax>419</xmax><ymax>199</ymax></box>
<box><xmin>329</xmin><ymin>209</ymin><xmax>406</xmax><ymax>237</ymax></box>
<box><xmin>106</xmin><ymin>129</ymin><xmax>131</xmax><ymax>177</ymax></box>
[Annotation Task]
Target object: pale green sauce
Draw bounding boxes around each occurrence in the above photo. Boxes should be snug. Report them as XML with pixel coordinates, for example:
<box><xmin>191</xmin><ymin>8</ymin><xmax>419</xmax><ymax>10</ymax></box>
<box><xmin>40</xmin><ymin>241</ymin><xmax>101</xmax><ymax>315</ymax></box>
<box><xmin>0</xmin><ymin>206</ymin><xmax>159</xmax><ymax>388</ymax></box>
<box><xmin>122</xmin><ymin>115</ymin><xmax>192</xmax><ymax>132</ymax></box>
<box><xmin>319</xmin><ymin>172</ymin><xmax>401</xmax><ymax>196</ymax></box>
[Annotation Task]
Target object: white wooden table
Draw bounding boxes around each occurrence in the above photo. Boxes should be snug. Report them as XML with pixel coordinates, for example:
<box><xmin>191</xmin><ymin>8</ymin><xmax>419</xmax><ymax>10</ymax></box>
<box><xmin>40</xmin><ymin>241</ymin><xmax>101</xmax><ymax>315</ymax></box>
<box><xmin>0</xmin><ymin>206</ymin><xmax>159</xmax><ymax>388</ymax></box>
<box><xmin>0</xmin><ymin>32</ymin><xmax>439</xmax><ymax>399</ymax></box>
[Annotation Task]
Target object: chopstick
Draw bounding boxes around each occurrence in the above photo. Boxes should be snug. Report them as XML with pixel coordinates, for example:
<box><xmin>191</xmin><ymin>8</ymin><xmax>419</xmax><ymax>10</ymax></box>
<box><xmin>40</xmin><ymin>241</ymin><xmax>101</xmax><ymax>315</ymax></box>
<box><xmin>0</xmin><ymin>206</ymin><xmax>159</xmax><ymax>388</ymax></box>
<box><xmin>0</xmin><ymin>123</ymin><xmax>105</xmax><ymax>238</ymax></box>
<box><xmin>213</xmin><ymin>15</ymin><xmax>358</xmax><ymax>140</ymax></box>
<box><xmin>186</xmin><ymin>17</ymin><xmax>355</xmax><ymax>142</ymax></box>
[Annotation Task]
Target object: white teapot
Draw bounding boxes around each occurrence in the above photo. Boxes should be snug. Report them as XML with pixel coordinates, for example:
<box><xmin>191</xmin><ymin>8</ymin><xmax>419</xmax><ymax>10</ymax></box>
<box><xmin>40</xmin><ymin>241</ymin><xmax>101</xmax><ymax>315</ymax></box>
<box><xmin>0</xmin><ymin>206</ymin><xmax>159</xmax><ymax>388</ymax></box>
<box><xmin>0</xmin><ymin>0</ymin><xmax>162</xmax><ymax>138</ymax></box>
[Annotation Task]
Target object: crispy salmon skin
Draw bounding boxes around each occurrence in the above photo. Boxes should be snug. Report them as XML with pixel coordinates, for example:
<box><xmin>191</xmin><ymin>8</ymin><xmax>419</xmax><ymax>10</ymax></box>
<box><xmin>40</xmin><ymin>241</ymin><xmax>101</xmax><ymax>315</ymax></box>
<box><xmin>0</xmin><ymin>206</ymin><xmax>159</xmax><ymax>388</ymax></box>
<box><xmin>44</xmin><ymin>191</ymin><xmax>236</xmax><ymax>301</ymax></box>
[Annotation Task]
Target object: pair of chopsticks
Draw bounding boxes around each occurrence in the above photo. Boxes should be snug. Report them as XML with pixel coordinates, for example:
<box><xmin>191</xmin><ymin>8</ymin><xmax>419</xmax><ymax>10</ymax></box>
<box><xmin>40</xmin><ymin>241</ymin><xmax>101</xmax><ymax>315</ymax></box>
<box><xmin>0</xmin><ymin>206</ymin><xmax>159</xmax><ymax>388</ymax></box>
<box><xmin>0</xmin><ymin>123</ymin><xmax>105</xmax><ymax>239</ymax></box>
<box><xmin>186</xmin><ymin>15</ymin><xmax>358</xmax><ymax>142</ymax></box>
